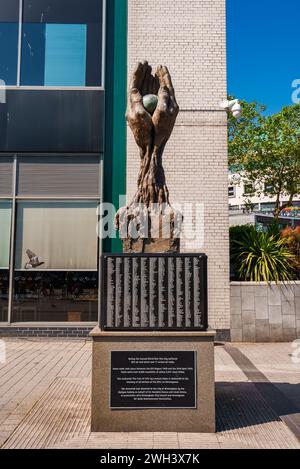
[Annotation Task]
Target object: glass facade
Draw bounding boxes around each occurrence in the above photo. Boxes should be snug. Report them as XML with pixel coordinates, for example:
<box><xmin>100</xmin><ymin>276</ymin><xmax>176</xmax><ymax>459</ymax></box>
<box><xmin>15</xmin><ymin>201</ymin><xmax>98</xmax><ymax>270</ymax></box>
<box><xmin>0</xmin><ymin>0</ymin><xmax>105</xmax><ymax>325</ymax></box>
<box><xmin>0</xmin><ymin>23</ymin><xmax>19</xmax><ymax>85</ymax></box>
<box><xmin>0</xmin><ymin>0</ymin><xmax>103</xmax><ymax>87</ymax></box>
<box><xmin>0</xmin><ymin>156</ymin><xmax>100</xmax><ymax>324</ymax></box>
<box><xmin>12</xmin><ymin>271</ymin><xmax>98</xmax><ymax>322</ymax></box>
<box><xmin>0</xmin><ymin>0</ymin><xmax>128</xmax><ymax>324</ymax></box>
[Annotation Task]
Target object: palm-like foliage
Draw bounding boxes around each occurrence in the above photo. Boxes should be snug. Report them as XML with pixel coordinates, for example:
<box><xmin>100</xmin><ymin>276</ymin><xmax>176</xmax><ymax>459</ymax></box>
<box><xmin>231</xmin><ymin>226</ymin><xmax>296</xmax><ymax>282</ymax></box>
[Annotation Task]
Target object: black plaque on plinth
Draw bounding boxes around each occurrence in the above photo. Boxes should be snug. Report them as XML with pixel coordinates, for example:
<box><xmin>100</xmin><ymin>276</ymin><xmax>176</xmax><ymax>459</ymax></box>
<box><xmin>101</xmin><ymin>253</ymin><xmax>208</xmax><ymax>331</ymax></box>
<box><xmin>110</xmin><ymin>351</ymin><xmax>196</xmax><ymax>409</ymax></box>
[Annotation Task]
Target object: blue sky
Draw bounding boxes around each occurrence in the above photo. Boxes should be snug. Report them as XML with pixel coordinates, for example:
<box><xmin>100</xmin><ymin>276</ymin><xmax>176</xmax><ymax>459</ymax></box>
<box><xmin>227</xmin><ymin>0</ymin><xmax>300</xmax><ymax>114</ymax></box>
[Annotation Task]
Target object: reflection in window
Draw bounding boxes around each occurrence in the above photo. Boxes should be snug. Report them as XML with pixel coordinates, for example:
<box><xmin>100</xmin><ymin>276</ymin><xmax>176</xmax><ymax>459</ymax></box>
<box><xmin>0</xmin><ymin>201</ymin><xmax>11</xmax><ymax>269</ymax></box>
<box><xmin>15</xmin><ymin>201</ymin><xmax>98</xmax><ymax>270</ymax></box>
<box><xmin>21</xmin><ymin>0</ymin><xmax>103</xmax><ymax>86</ymax></box>
<box><xmin>44</xmin><ymin>24</ymin><xmax>87</xmax><ymax>86</ymax></box>
<box><xmin>0</xmin><ymin>200</ymin><xmax>11</xmax><ymax>322</ymax></box>
<box><xmin>0</xmin><ymin>271</ymin><xmax>9</xmax><ymax>322</ymax></box>
<box><xmin>260</xmin><ymin>203</ymin><xmax>276</xmax><ymax>213</ymax></box>
<box><xmin>0</xmin><ymin>23</ymin><xmax>19</xmax><ymax>85</ymax></box>
<box><xmin>12</xmin><ymin>271</ymin><xmax>98</xmax><ymax>322</ymax></box>
<box><xmin>0</xmin><ymin>1</ymin><xmax>20</xmax><ymax>85</ymax></box>
<box><xmin>21</xmin><ymin>23</ymin><xmax>88</xmax><ymax>86</ymax></box>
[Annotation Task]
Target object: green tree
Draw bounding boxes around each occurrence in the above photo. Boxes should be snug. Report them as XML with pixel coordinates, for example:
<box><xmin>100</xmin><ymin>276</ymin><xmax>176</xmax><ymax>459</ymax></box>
<box><xmin>228</xmin><ymin>99</ymin><xmax>300</xmax><ymax>219</ymax></box>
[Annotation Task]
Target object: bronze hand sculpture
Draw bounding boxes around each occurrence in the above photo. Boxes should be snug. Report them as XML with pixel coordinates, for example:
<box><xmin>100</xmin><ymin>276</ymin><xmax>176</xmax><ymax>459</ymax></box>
<box><xmin>116</xmin><ymin>61</ymin><xmax>182</xmax><ymax>253</ymax></box>
<box><xmin>126</xmin><ymin>61</ymin><xmax>179</xmax><ymax>206</ymax></box>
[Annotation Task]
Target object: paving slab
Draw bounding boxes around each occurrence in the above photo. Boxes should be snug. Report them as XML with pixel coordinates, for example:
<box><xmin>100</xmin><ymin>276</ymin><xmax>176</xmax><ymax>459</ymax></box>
<box><xmin>0</xmin><ymin>338</ymin><xmax>299</xmax><ymax>449</ymax></box>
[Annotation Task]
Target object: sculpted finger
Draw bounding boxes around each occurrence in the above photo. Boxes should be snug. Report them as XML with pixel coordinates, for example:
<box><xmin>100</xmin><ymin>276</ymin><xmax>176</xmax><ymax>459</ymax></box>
<box><xmin>127</xmin><ymin>62</ymin><xmax>149</xmax><ymax>113</ymax></box>
<box><xmin>141</xmin><ymin>65</ymin><xmax>152</xmax><ymax>96</ymax></box>
<box><xmin>157</xmin><ymin>72</ymin><xmax>169</xmax><ymax>109</ymax></box>
<box><xmin>129</xmin><ymin>61</ymin><xmax>148</xmax><ymax>92</ymax></box>
<box><xmin>152</xmin><ymin>93</ymin><xmax>169</xmax><ymax>132</ymax></box>
<box><xmin>129</xmin><ymin>88</ymin><xmax>144</xmax><ymax>107</ymax></box>
<box><xmin>161</xmin><ymin>66</ymin><xmax>178</xmax><ymax>111</ymax></box>
<box><xmin>129</xmin><ymin>62</ymin><xmax>143</xmax><ymax>91</ymax></box>
<box><xmin>156</xmin><ymin>65</ymin><xmax>165</xmax><ymax>88</ymax></box>
<box><xmin>161</xmin><ymin>66</ymin><xmax>174</xmax><ymax>91</ymax></box>
<box><xmin>153</xmin><ymin>65</ymin><xmax>169</xmax><ymax>113</ymax></box>
<box><xmin>157</xmin><ymin>85</ymin><xmax>169</xmax><ymax>111</ymax></box>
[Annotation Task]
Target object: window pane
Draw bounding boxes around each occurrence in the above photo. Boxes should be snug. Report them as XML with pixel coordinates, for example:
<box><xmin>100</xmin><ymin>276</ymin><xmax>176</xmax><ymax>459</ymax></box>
<box><xmin>260</xmin><ymin>203</ymin><xmax>276</xmax><ymax>213</ymax></box>
<box><xmin>15</xmin><ymin>201</ymin><xmax>98</xmax><ymax>270</ymax></box>
<box><xmin>23</xmin><ymin>0</ymin><xmax>103</xmax><ymax>24</ymax></box>
<box><xmin>0</xmin><ymin>0</ymin><xmax>20</xmax><ymax>22</ymax></box>
<box><xmin>44</xmin><ymin>24</ymin><xmax>87</xmax><ymax>86</ymax></box>
<box><xmin>0</xmin><ymin>158</ymin><xmax>13</xmax><ymax>196</ymax></box>
<box><xmin>0</xmin><ymin>201</ymin><xmax>11</xmax><ymax>269</ymax></box>
<box><xmin>17</xmin><ymin>155</ymin><xmax>100</xmax><ymax>197</ymax></box>
<box><xmin>0</xmin><ymin>23</ymin><xmax>19</xmax><ymax>85</ymax></box>
<box><xmin>228</xmin><ymin>186</ymin><xmax>235</xmax><ymax>197</ymax></box>
<box><xmin>0</xmin><ymin>0</ymin><xmax>19</xmax><ymax>85</ymax></box>
<box><xmin>264</xmin><ymin>183</ymin><xmax>274</xmax><ymax>193</ymax></box>
<box><xmin>21</xmin><ymin>24</ymin><xmax>46</xmax><ymax>86</ymax></box>
<box><xmin>12</xmin><ymin>271</ymin><xmax>98</xmax><ymax>322</ymax></box>
<box><xmin>21</xmin><ymin>0</ymin><xmax>103</xmax><ymax>86</ymax></box>
<box><xmin>0</xmin><ymin>270</ymin><xmax>9</xmax><ymax>321</ymax></box>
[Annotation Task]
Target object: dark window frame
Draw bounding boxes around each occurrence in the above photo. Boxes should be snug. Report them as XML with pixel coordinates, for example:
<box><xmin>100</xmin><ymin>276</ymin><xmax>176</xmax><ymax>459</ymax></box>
<box><xmin>228</xmin><ymin>185</ymin><xmax>235</xmax><ymax>198</ymax></box>
<box><xmin>243</xmin><ymin>183</ymin><xmax>255</xmax><ymax>196</ymax></box>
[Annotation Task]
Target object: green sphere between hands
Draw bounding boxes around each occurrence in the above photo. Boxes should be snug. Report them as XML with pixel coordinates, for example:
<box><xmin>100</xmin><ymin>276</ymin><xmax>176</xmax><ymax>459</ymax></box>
<box><xmin>143</xmin><ymin>94</ymin><xmax>158</xmax><ymax>115</ymax></box>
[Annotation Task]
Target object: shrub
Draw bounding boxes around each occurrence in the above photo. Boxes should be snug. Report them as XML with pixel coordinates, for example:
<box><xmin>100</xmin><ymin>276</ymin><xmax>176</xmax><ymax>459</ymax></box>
<box><xmin>230</xmin><ymin>225</ymin><xmax>254</xmax><ymax>280</ymax></box>
<box><xmin>230</xmin><ymin>225</ymin><xmax>296</xmax><ymax>282</ymax></box>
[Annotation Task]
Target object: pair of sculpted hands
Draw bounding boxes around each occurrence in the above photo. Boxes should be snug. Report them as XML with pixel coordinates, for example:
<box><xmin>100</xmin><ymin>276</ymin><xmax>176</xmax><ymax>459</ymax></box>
<box><xmin>126</xmin><ymin>61</ymin><xmax>179</xmax><ymax>157</ymax></box>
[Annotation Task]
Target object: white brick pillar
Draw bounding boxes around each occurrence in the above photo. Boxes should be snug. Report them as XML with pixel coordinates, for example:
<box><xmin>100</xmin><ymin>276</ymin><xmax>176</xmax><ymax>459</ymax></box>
<box><xmin>127</xmin><ymin>0</ymin><xmax>230</xmax><ymax>333</ymax></box>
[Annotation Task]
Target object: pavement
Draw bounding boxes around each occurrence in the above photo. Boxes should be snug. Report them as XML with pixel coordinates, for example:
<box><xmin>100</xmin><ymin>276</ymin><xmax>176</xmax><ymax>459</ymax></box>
<box><xmin>0</xmin><ymin>338</ymin><xmax>299</xmax><ymax>449</ymax></box>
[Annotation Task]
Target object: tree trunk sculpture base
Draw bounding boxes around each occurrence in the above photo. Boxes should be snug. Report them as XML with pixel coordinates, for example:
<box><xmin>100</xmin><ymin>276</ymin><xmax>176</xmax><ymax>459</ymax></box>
<box><xmin>122</xmin><ymin>237</ymin><xmax>180</xmax><ymax>254</ymax></box>
<box><xmin>116</xmin><ymin>206</ymin><xmax>182</xmax><ymax>254</ymax></box>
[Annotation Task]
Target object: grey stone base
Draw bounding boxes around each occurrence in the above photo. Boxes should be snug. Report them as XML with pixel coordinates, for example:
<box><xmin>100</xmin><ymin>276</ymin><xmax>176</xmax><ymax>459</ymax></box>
<box><xmin>231</xmin><ymin>281</ymin><xmax>300</xmax><ymax>342</ymax></box>
<box><xmin>215</xmin><ymin>329</ymin><xmax>231</xmax><ymax>342</ymax></box>
<box><xmin>0</xmin><ymin>326</ymin><xmax>228</xmax><ymax>342</ymax></box>
<box><xmin>0</xmin><ymin>327</ymin><xmax>93</xmax><ymax>338</ymax></box>
<box><xmin>90</xmin><ymin>327</ymin><xmax>216</xmax><ymax>433</ymax></box>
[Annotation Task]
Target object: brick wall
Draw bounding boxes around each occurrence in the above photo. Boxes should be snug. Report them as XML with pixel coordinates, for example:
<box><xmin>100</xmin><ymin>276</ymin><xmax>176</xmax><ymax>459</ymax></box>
<box><xmin>0</xmin><ymin>327</ymin><xmax>93</xmax><ymax>338</ymax></box>
<box><xmin>127</xmin><ymin>0</ymin><xmax>230</xmax><ymax>331</ymax></box>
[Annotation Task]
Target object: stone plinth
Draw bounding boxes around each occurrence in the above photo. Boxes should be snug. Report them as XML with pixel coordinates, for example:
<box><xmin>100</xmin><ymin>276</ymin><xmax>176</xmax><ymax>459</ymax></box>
<box><xmin>90</xmin><ymin>327</ymin><xmax>216</xmax><ymax>433</ymax></box>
